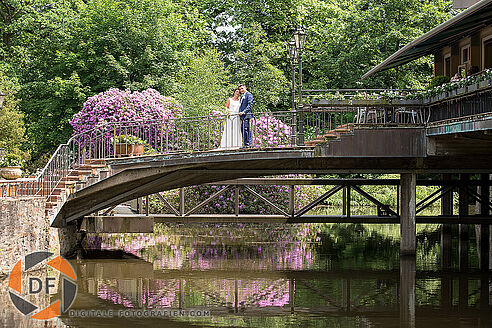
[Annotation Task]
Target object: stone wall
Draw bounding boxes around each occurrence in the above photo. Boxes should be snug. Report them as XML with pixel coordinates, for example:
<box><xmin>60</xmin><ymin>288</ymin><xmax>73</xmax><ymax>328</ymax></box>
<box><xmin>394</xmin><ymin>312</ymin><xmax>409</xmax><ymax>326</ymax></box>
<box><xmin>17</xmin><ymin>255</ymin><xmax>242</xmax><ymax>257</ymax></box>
<box><xmin>0</xmin><ymin>197</ymin><xmax>75</xmax><ymax>327</ymax></box>
<box><xmin>0</xmin><ymin>197</ymin><xmax>78</xmax><ymax>277</ymax></box>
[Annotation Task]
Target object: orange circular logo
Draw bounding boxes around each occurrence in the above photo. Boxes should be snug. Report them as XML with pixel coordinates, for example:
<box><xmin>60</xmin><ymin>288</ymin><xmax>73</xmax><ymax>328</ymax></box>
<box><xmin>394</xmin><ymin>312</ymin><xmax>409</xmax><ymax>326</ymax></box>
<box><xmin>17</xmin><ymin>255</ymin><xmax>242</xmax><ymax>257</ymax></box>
<box><xmin>8</xmin><ymin>251</ymin><xmax>77</xmax><ymax>320</ymax></box>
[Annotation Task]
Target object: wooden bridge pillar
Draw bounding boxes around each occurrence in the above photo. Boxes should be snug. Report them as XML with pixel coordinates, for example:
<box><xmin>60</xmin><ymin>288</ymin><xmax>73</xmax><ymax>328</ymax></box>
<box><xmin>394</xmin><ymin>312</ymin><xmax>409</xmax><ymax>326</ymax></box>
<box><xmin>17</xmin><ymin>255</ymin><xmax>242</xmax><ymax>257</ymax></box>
<box><xmin>400</xmin><ymin>256</ymin><xmax>416</xmax><ymax>328</ymax></box>
<box><xmin>440</xmin><ymin>276</ymin><xmax>452</xmax><ymax>310</ymax></box>
<box><xmin>478</xmin><ymin>174</ymin><xmax>490</xmax><ymax>311</ymax></box>
<box><xmin>441</xmin><ymin>174</ymin><xmax>453</xmax><ymax>269</ymax></box>
<box><xmin>400</xmin><ymin>173</ymin><xmax>416</xmax><ymax>256</ymax></box>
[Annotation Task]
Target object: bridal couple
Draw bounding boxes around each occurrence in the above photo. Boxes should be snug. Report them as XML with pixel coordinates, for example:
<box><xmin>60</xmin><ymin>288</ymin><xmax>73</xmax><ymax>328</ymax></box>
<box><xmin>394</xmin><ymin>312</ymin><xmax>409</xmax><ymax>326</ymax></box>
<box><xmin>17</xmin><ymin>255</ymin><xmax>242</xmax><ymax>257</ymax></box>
<box><xmin>219</xmin><ymin>84</ymin><xmax>253</xmax><ymax>149</ymax></box>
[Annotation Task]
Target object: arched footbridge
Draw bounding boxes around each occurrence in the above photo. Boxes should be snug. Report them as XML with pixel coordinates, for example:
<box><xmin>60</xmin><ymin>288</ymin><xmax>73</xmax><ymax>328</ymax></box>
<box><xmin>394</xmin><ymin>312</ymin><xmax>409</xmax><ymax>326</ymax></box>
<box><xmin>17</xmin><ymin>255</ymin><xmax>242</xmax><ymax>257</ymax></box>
<box><xmin>2</xmin><ymin>88</ymin><xmax>492</xmax><ymax>233</ymax></box>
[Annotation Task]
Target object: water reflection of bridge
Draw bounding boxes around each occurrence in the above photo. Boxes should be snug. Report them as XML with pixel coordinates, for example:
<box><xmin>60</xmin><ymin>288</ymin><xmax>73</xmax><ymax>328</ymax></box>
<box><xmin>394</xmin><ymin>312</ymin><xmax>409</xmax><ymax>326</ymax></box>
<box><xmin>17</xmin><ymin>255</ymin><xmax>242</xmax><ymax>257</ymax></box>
<box><xmin>70</xmin><ymin>258</ymin><xmax>491</xmax><ymax>327</ymax></box>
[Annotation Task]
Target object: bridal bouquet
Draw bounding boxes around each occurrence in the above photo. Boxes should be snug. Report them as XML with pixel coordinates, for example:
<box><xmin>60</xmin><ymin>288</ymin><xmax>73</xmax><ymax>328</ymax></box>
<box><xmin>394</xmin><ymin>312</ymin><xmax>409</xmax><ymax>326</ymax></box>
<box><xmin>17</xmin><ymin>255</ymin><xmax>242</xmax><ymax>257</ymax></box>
<box><xmin>223</xmin><ymin>108</ymin><xmax>233</xmax><ymax>117</ymax></box>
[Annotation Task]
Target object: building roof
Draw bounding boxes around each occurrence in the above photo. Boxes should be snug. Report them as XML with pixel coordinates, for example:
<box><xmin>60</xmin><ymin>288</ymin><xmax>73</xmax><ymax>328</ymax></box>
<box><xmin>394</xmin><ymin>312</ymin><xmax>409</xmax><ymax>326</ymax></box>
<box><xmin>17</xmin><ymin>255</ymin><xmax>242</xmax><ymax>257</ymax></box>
<box><xmin>361</xmin><ymin>0</ymin><xmax>492</xmax><ymax>79</ymax></box>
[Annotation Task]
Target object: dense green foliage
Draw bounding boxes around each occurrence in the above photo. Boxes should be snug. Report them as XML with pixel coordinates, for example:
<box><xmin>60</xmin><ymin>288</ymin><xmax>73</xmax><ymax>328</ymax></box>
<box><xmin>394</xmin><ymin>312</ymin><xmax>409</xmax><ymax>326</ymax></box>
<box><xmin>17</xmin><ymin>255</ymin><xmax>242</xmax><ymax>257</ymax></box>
<box><xmin>0</xmin><ymin>70</ymin><xmax>26</xmax><ymax>159</ymax></box>
<box><xmin>0</xmin><ymin>0</ymin><xmax>455</xmax><ymax>158</ymax></box>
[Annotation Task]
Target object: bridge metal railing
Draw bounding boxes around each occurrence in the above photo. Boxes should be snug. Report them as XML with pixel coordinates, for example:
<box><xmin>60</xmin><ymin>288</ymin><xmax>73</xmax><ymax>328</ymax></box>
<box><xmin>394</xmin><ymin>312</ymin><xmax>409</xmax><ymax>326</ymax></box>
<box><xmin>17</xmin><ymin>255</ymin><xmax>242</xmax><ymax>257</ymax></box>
<box><xmin>0</xmin><ymin>100</ymin><xmax>439</xmax><ymax>200</ymax></box>
<box><xmin>10</xmin><ymin>84</ymin><xmax>492</xmax><ymax>201</ymax></box>
<box><xmin>1</xmin><ymin>110</ymin><xmax>315</xmax><ymax>199</ymax></box>
<box><xmin>70</xmin><ymin>110</ymin><xmax>299</xmax><ymax>158</ymax></box>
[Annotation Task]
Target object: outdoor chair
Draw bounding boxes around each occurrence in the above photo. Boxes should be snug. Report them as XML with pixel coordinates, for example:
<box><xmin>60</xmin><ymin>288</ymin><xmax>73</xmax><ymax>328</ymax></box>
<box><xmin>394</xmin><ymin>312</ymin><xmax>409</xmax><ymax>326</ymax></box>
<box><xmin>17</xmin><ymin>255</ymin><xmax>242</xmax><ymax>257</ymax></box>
<box><xmin>395</xmin><ymin>107</ymin><xmax>419</xmax><ymax>124</ymax></box>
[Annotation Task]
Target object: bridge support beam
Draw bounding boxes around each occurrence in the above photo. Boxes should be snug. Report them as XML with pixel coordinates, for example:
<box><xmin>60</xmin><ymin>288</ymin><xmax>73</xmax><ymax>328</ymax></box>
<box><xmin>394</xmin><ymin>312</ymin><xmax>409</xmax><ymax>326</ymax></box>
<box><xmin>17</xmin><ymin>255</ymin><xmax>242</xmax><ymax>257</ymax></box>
<box><xmin>400</xmin><ymin>173</ymin><xmax>416</xmax><ymax>256</ymax></box>
<box><xmin>439</xmin><ymin>174</ymin><xmax>453</xmax><ymax>309</ymax></box>
<box><xmin>441</xmin><ymin>174</ymin><xmax>453</xmax><ymax>270</ymax></box>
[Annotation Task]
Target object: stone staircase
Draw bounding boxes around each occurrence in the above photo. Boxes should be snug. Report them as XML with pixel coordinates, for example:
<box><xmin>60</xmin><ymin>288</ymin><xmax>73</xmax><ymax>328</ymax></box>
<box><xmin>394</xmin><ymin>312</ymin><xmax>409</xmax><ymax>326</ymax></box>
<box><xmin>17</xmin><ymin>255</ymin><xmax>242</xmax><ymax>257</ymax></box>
<box><xmin>45</xmin><ymin>159</ymin><xmax>109</xmax><ymax>220</ymax></box>
<box><xmin>304</xmin><ymin>123</ymin><xmax>355</xmax><ymax>146</ymax></box>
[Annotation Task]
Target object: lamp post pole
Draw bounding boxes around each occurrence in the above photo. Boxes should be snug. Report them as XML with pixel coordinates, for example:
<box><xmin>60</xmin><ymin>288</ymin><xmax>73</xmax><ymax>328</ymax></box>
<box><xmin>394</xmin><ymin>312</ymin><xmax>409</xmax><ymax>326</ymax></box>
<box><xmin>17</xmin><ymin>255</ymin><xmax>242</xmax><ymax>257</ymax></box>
<box><xmin>288</xmin><ymin>41</ymin><xmax>297</xmax><ymax>146</ymax></box>
<box><xmin>292</xmin><ymin>27</ymin><xmax>306</xmax><ymax>146</ymax></box>
<box><xmin>291</xmin><ymin>61</ymin><xmax>297</xmax><ymax>146</ymax></box>
<box><xmin>297</xmin><ymin>49</ymin><xmax>304</xmax><ymax>146</ymax></box>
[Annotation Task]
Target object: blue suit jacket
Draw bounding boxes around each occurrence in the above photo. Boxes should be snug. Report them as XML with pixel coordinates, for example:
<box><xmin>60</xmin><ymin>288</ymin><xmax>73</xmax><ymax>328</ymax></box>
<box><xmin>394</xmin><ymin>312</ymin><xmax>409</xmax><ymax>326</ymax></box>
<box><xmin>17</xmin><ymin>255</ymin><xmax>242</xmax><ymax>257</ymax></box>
<box><xmin>239</xmin><ymin>91</ymin><xmax>254</xmax><ymax>119</ymax></box>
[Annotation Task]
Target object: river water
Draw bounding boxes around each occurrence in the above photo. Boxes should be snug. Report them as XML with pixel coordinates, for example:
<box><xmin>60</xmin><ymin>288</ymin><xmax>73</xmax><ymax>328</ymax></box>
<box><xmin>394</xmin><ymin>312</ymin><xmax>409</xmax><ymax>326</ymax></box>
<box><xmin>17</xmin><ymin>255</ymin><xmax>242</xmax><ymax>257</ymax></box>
<box><xmin>2</xmin><ymin>223</ymin><xmax>491</xmax><ymax>327</ymax></box>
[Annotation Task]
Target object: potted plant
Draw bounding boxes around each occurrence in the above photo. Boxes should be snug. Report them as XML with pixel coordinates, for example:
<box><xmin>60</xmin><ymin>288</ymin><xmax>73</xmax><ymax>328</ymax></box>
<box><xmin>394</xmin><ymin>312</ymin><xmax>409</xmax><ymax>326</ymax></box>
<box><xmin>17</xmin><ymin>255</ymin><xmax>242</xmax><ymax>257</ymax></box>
<box><xmin>0</xmin><ymin>153</ymin><xmax>24</xmax><ymax>180</ymax></box>
<box><xmin>112</xmin><ymin>134</ymin><xmax>145</xmax><ymax>157</ymax></box>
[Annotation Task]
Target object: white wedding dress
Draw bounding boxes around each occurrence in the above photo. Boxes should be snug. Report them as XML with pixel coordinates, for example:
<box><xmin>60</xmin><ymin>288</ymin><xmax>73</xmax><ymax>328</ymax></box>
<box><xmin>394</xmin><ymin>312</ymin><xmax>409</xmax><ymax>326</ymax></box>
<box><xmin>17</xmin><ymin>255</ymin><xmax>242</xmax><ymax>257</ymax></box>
<box><xmin>219</xmin><ymin>98</ymin><xmax>243</xmax><ymax>149</ymax></box>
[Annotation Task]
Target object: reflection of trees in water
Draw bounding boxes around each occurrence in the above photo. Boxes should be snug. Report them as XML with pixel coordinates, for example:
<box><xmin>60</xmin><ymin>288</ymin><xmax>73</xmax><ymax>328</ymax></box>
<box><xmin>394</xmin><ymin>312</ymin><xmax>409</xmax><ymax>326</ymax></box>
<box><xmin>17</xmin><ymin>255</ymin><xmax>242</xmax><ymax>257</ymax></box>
<box><xmin>317</xmin><ymin>224</ymin><xmax>441</xmax><ymax>269</ymax></box>
<box><xmin>87</xmin><ymin>223</ymin><xmax>439</xmax><ymax>270</ymax></box>
<box><xmin>85</xmin><ymin>223</ymin><xmax>443</xmax><ymax>271</ymax></box>
<box><xmin>85</xmin><ymin>223</ymin><xmax>322</xmax><ymax>271</ymax></box>
<box><xmin>318</xmin><ymin>224</ymin><xmax>400</xmax><ymax>267</ymax></box>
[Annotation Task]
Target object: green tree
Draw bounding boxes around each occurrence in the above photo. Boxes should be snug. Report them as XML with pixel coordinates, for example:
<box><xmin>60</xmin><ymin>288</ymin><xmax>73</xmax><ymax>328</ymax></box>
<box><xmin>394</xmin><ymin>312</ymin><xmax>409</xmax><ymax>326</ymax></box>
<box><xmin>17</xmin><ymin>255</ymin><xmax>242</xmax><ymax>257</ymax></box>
<box><xmin>0</xmin><ymin>69</ymin><xmax>26</xmax><ymax>158</ymax></box>
<box><xmin>174</xmin><ymin>48</ymin><xmax>231</xmax><ymax>117</ymax></box>
<box><xmin>232</xmin><ymin>24</ymin><xmax>290</xmax><ymax>112</ymax></box>
<box><xmin>1</xmin><ymin>0</ymin><xmax>210</xmax><ymax>155</ymax></box>
<box><xmin>302</xmin><ymin>0</ymin><xmax>454</xmax><ymax>89</ymax></box>
<box><xmin>20</xmin><ymin>72</ymin><xmax>88</xmax><ymax>154</ymax></box>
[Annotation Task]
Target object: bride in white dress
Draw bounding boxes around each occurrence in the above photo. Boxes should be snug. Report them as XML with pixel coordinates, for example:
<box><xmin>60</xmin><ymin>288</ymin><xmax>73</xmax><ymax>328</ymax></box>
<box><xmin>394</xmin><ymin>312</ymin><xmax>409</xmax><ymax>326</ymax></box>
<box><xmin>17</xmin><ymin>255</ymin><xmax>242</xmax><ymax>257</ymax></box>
<box><xmin>220</xmin><ymin>89</ymin><xmax>243</xmax><ymax>149</ymax></box>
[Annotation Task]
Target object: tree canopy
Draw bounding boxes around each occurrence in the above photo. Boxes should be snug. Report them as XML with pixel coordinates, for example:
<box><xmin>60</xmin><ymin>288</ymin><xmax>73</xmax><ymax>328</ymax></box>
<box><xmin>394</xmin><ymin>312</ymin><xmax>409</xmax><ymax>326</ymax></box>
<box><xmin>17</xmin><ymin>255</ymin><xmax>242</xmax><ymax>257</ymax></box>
<box><xmin>0</xmin><ymin>0</ymin><xmax>455</xmax><ymax>158</ymax></box>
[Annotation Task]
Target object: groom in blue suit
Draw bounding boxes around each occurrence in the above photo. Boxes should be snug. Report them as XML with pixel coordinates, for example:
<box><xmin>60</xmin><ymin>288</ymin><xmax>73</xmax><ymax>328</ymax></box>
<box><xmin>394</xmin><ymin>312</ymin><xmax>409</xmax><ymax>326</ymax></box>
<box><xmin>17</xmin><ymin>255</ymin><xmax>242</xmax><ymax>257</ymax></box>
<box><xmin>238</xmin><ymin>84</ymin><xmax>253</xmax><ymax>147</ymax></box>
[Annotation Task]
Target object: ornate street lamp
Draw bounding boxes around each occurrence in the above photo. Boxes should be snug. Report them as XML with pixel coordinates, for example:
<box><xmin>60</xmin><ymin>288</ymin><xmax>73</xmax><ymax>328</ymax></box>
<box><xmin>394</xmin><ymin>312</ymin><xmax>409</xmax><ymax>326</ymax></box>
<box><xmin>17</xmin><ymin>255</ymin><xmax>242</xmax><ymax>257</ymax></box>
<box><xmin>288</xmin><ymin>40</ymin><xmax>297</xmax><ymax>63</ymax></box>
<box><xmin>293</xmin><ymin>27</ymin><xmax>306</xmax><ymax>51</ymax></box>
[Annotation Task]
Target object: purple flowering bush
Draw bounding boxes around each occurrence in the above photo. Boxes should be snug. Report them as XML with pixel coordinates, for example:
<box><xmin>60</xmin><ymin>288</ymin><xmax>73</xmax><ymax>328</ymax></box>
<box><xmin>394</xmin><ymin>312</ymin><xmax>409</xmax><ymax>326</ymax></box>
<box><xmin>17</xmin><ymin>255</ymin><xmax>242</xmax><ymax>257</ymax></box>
<box><xmin>71</xmin><ymin>88</ymin><xmax>183</xmax><ymax>133</ymax></box>
<box><xmin>252</xmin><ymin>113</ymin><xmax>292</xmax><ymax>148</ymax></box>
<box><xmin>70</xmin><ymin>88</ymin><xmax>186</xmax><ymax>153</ymax></box>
